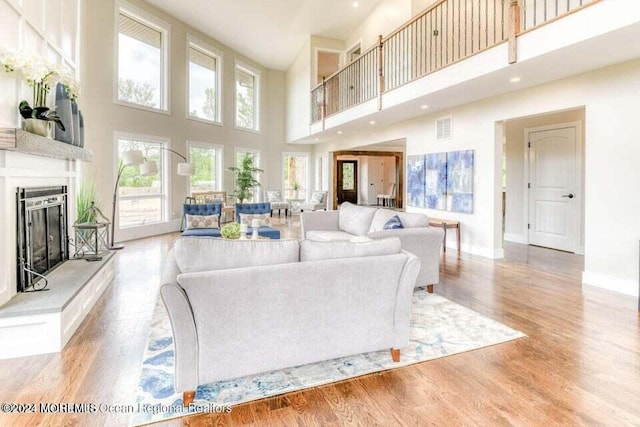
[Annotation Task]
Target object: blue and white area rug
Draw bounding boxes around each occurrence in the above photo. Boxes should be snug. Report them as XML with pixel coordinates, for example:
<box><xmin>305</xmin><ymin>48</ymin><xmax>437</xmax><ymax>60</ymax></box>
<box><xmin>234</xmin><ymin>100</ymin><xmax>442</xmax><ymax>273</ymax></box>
<box><xmin>131</xmin><ymin>289</ymin><xmax>525</xmax><ymax>425</ymax></box>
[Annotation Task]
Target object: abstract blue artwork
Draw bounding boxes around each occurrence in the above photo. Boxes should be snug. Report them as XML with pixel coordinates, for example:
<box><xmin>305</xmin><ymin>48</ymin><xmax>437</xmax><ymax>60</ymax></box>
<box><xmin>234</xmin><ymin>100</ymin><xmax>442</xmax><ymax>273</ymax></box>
<box><xmin>446</xmin><ymin>150</ymin><xmax>474</xmax><ymax>214</ymax></box>
<box><xmin>407</xmin><ymin>155</ymin><xmax>426</xmax><ymax>208</ymax></box>
<box><xmin>424</xmin><ymin>152</ymin><xmax>447</xmax><ymax>210</ymax></box>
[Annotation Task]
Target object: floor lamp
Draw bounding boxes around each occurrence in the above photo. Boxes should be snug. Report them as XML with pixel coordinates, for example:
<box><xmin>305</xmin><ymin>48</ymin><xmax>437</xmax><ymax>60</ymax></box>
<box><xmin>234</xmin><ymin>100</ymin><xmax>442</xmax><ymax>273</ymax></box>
<box><xmin>110</xmin><ymin>150</ymin><xmax>146</xmax><ymax>250</ymax></box>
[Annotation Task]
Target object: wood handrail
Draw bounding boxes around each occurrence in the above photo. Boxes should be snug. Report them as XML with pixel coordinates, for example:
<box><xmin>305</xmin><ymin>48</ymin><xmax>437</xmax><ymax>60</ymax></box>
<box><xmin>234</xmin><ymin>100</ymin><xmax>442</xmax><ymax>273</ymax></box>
<box><xmin>382</xmin><ymin>0</ymin><xmax>448</xmax><ymax>42</ymax></box>
<box><xmin>321</xmin><ymin>43</ymin><xmax>379</xmax><ymax>84</ymax></box>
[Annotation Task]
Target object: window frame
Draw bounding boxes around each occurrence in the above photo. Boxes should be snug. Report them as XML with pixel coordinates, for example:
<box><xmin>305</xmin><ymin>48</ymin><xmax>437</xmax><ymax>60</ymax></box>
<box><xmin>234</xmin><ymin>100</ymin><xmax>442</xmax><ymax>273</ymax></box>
<box><xmin>282</xmin><ymin>152</ymin><xmax>310</xmax><ymax>201</ymax></box>
<box><xmin>113</xmin><ymin>131</ymin><xmax>171</xmax><ymax>231</ymax></box>
<box><xmin>186</xmin><ymin>35</ymin><xmax>223</xmax><ymax>126</ymax></box>
<box><xmin>234</xmin><ymin>60</ymin><xmax>261</xmax><ymax>133</ymax></box>
<box><xmin>114</xmin><ymin>1</ymin><xmax>171</xmax><ymax>114</ymax></box>
<box><xmin>186</xmin><ymin>140</ymin><xmax>224</xmax><ymax>195</ymax></box>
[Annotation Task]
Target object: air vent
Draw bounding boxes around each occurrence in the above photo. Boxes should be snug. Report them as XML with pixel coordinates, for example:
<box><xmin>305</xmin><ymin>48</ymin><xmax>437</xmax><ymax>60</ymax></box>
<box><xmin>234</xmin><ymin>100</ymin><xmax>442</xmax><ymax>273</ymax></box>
<box><xmin>436</xmin><ymin>116</ymin><xmax>452</xmax><ymax>140</ymax></box>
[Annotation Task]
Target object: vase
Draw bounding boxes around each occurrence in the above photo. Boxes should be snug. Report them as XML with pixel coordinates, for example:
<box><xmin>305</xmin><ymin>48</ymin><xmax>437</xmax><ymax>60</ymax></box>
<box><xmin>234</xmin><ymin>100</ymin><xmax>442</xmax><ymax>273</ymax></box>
<box><xmin>54</xmin><ymin>83</ymin><xmax>74</xmax><ymax>144</ymax></box>
<box><xmin>71</xmin><ymin>101</ymin><xmax>81</xmax><ymax>147</ymax></box>
<box><xmin>23</xmin><ymin>118</ymin><xmax>52</xmax><ymax>138</ymax></box>
<box><xmin>78</xmin><ymin>110</ymin><xmax>85</xmax><ymax>148</ymax></box>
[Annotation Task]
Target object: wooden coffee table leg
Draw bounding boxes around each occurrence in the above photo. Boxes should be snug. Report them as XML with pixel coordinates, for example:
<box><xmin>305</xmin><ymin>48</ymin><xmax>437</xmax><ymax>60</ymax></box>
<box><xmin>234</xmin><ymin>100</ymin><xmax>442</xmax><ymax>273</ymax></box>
<box><xmin>443</xmin><ymin>226</ymin><xmax>447</xmax><ymax>253</ymax></box>
<box><xmin>456</xmin><ymin>224</ymin><xmax>461</xmax><ymax>255</ymax></box>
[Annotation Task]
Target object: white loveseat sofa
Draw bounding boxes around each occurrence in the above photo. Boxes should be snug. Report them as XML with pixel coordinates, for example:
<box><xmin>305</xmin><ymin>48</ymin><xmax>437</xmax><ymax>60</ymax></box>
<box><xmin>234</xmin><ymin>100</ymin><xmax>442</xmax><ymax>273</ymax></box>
<box><xmin>301</xmin><ymin>202</ymin><xmax>444</xmax><ymax>289</ymax></box>
<box><xmin>161</xmin><ymin>236</ymin><xmax>420</xmax><ymax>406</ymax></box>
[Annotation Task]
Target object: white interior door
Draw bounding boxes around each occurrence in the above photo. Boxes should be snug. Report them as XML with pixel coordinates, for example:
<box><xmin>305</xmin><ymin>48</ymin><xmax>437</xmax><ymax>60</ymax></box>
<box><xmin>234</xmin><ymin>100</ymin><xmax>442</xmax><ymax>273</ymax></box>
<box><xmin>367</xmin><ymin>159</ymin><xmax>384</xmax><ymax>205</ymax></box>
<box><xmin>528</xmin><ymin>126</ymin><xmax>578</xmax><ymax>252</ymax></box>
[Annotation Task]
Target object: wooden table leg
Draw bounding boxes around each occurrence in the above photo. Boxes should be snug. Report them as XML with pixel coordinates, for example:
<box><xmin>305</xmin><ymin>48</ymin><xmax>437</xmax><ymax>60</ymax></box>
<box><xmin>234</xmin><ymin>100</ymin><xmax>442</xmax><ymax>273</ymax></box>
<box><xmin>442</xmin><ymin>226</ymin><xmax>447</xmax><ymax>253</ymax></box>
<box><xmin>456</xmin><ymin>224</ymin><xmax>461</xmax><ymax>255</ymax></box>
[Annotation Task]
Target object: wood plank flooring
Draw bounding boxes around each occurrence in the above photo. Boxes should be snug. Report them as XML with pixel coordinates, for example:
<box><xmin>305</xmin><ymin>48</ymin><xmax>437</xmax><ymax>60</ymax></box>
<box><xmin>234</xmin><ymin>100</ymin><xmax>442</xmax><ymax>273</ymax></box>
<box><xmin>0</xmin><ymin>215</ymin><xmax>638</xmax><ymax>426</ymax></box>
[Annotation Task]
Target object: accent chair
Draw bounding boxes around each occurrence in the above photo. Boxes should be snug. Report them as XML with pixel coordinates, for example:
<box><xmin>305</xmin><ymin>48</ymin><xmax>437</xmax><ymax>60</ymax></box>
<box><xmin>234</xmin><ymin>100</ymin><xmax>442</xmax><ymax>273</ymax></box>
<box><xmin>300</xmin><ymin>191</ymin><xmax>328</xmax><ymax>212</ymax></box>
<box><xmin>265</xmin><ymin>189</ymin><xmax>290</xmax><ymax>217</ymax></box>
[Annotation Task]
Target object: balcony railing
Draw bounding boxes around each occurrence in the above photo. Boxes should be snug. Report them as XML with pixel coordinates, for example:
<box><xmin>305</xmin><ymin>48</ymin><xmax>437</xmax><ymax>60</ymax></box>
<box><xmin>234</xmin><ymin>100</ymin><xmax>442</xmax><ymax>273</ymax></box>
<box><xmin>311</xmin><ymin>0</ymin><xmax>600</xmax><ymax>125</ymax></box>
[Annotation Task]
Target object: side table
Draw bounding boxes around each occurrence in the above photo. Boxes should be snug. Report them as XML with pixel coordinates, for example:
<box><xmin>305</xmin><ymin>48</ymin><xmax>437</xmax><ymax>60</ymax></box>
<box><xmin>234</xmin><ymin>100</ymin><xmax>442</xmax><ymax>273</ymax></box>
<box><xmin>428</xmin><ymin>218</ymin><xmax>461</xmax><ymax>255</ymax></box>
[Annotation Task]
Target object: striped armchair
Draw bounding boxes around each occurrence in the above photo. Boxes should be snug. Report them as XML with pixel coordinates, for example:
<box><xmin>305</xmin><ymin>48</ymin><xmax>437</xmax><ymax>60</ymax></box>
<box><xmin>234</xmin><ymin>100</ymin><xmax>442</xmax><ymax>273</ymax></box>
<box><xmin>265</xmin><ymin>190</ymin><xmax>290</xmax><ymax>217</ymax></box>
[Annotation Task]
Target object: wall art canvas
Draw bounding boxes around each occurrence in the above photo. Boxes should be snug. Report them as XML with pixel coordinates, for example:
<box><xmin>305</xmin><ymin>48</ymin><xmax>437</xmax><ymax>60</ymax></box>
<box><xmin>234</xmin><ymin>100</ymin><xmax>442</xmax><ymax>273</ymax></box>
<box><xmin>407</xmin><ymin>155</ymin><xmax>426</xmax><ymax>208</ymax></box>
<box><xmin>446</xmin><ymin>150</ymin><xmax>474</xmax><ymax>214</ymax></box>
<box><xmin>424</xmin><ymin>152</ymin><xmax>447</xmax><ymax>210</ymax></box>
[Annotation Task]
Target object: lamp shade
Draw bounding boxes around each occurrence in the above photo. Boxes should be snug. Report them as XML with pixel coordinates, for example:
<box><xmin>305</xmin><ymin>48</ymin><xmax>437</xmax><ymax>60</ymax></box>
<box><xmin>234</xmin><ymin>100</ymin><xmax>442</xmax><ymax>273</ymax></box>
<box><xmin>140</xmin><ymin>160</ymin><xmax>158</xmax><ymax>176</ymax></box>
<box><xmin>177</xmin><ymin>162</ymin><xmax>195</xmax><ymax>176</ymax></box>
<box><xmin>122</xmin><ymin>150</ymin><xmax>144</xmax><ymax>166</ymax></box>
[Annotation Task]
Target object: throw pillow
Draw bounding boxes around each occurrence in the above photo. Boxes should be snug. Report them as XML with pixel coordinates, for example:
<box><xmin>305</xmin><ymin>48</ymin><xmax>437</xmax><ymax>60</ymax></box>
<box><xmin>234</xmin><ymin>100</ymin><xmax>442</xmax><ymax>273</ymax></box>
<box><xmin>266</xmin><ymin>190</ymin><xmax>282</xmax><ymax>203</ymax></box>
<box><xmin>185</xmin><ymin>214</ymin><xmax>219</xmax><ymax>229</ymax></box>
<box><xmin>383</xmin><ymin>215</ymin><xmax>404</xmax><ymax>230</ymax></box>
<box><xmin>310</xmin><ymin>192</ymin><xmax>325</xmax><ymax>203</ymax></box>
<box><xmin>239</xmin><ymin>213</ymin><xmax>271</xmax><ymax>227</ymax></box>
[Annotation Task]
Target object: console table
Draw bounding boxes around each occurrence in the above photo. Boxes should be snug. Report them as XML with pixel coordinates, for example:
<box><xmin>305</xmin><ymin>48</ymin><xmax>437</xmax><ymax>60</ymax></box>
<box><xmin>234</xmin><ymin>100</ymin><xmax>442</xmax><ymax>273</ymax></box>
<box><xmin>428</xmin><ymin>218</ymin><xmax>461</xmax><ymax>254</ymax></box>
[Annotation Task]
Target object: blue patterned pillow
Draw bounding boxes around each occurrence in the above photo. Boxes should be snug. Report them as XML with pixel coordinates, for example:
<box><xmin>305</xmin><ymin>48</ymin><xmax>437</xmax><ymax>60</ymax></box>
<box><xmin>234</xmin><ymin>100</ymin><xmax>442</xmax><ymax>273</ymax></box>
<box><xmin>383</xmin><ymin>215</ymin><xmax>404</xmax><ymax>230</ymax></box>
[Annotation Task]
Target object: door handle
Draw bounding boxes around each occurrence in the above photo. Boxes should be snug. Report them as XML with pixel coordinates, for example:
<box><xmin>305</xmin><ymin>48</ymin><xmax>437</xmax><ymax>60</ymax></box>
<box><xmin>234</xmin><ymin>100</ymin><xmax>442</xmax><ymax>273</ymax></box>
<box><xmin>562</xmin><ymin>194</ymin><xmax>575</xmax><ymax>199</ymax></box>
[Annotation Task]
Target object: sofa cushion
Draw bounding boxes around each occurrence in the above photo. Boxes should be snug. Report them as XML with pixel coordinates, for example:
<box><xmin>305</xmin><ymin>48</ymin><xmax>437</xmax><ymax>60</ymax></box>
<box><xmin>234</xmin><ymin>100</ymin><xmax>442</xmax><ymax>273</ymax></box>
<box><xmin>397</xmin><ymin>211</ymin><xmax>429</xmax><ymax>228</ymax></box>
<box><xmin>185</xmin><ymin>214</ymin><xmax>219</xmax><ymax>229</ymax></box>
<box><xmin>338</xmin><ymin>202</ymin><xmax>377</xmax><ymax>236</ymax></box>
<box><xmin>306</xmin><ymin>230</ymin><xmax>354</xmax><ymax>242</ymax></box>
<box><xmin>369</xmin><ymin>209</ymin><xmax>398</xmax><ymax>232</ymax></box>
<box><xmin>384</xmin><ymin>215</ymin><xmax>404</xmax><ymax>230</ymax></box>
<box><xmin>300</xmin><ymin>237</ymin><xmax>402</xmax><ymax>262</ymax></box>
<box><xmin>175</xmin><ymin>237</ymin><xmax>299</xmax><ymax>273</ymax></box>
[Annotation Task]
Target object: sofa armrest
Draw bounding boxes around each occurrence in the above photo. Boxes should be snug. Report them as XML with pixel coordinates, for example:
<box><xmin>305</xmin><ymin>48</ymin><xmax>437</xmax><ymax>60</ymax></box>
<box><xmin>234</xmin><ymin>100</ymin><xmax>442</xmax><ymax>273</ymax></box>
<box><xmin>301</xmin><ymin>210</ymin><xmax>340</xmax><ymax>237</ymax></box>
<box><xmin>160</xmin><ymin>283</ymin><xmax>199</xmax><ymax>393</ymax></box>
<box><xmin>393</xmin><ymin>251</ymin><xmax>420</xmax><ymax>349</ymax></box>
<box><xmin>367</xmin><ymin>227</ymin><xmax>444</xmax><ymax>287</ymax></box>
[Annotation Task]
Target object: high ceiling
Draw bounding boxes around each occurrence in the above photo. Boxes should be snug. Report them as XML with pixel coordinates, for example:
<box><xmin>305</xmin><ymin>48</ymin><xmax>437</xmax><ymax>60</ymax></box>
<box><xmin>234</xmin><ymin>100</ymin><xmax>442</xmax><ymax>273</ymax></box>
<box><xmin>146</xmin><ymin>0</ymin><xmax>383</xmax><ymax>70</ymax></box>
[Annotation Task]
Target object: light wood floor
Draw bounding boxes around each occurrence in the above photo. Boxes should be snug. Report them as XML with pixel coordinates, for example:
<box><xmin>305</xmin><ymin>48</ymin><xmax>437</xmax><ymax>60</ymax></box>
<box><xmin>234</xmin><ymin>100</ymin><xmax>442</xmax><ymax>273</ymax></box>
<box><xmin>1</xmin><ymin>215</ymin><xmax>638</xmax><ymax>426</ymax></box>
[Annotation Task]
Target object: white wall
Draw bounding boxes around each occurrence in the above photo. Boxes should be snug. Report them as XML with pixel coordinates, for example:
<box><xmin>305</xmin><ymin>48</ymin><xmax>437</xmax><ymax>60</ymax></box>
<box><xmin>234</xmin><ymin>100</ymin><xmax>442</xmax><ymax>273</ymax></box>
<box><xmin>285</xmin><ymin>38</ymin><xmax>311</xmax><ymax>142</ymax></box>
<box><xmin>314</xmin><ymin>59</ymin><xmax>640</xmax><ymax>297</ymax></box>
<box><xmin>504</xmin><ymin>109</ymin><xmax>585</xmax><ymax>246</ymax></box>
<box><xmin>344</xmin><ymin>0</ymin><xmax>412</xmax><ymax>51</ymax></box>
<box><xmin>80</xmin><ymin>0</ymin><xmax>310</xmax><ymax>242</ymax></box>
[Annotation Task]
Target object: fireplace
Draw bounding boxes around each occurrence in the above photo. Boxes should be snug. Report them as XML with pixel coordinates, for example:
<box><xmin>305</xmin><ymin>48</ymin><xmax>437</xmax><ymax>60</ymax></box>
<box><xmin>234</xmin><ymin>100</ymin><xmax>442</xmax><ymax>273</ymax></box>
<box><xmin>16</xmin><ymin>186</ymin><xmax>69</xmax><ymax>292</ymax></box>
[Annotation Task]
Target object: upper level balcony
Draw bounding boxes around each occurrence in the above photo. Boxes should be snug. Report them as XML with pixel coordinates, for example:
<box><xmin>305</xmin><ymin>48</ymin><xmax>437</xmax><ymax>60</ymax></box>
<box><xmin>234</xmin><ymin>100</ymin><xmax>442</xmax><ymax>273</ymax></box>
<box><xmin>291</xmin><ymin>0</ymin><xmax>640</xmax><ymax>143</ymax></box>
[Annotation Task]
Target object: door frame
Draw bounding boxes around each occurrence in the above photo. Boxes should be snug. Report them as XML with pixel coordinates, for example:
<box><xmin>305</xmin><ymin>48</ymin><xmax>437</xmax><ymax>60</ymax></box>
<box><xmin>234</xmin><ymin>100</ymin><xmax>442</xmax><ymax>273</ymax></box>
<box><xmin>336</xmin><ymin>159</ymin><xmax>359</xmax><ymax>205</ymax></box>
<box><xmin>313</xmin><ymin>47</ymin><xmax>344</xmax><ymax>87</ymax></box>
<box><xmin>332</xmin><ymin>150</ymin><xmax>404</xmax><ymax>210</ymax></box>
<box><xmin>523</xmin><ymin>121</ymin><xmax>584</xmax><ymax>254</ymax></box>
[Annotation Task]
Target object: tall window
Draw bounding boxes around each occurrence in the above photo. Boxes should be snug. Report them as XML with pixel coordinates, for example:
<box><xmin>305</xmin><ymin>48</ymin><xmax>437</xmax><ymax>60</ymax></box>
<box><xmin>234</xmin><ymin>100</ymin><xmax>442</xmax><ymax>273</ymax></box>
<box><xmin>188</xmin><ymin>142</ymin><xmax>222</xmax><ymax>193</ymax></box>
<box><xmin>117</xmin><ymin>136</ymin><xmax>166</xmax><ymax>227</ymax></box>
<box><xmin>235</xmin><ymin>149</ymin><xmax>261</xmax><ymax>202</ymax></box>
<box><xmin>188</xmin><ymin>38</ymin><xmax>221</xmax><ymax>123</ymax></box>
<box><xmin>283</xmin><ymin>153</ymin><xmax>309</xmax><ymax>200</ymax></box>
<box><xmin>235</xmin><ymin>63</ymin><xmax>259</xmax><ymax>131</ymax></box>
<box><xmin>117</xmin><ymin>6</ymin><xmax>168</xmax><ymax>111</ymax></box>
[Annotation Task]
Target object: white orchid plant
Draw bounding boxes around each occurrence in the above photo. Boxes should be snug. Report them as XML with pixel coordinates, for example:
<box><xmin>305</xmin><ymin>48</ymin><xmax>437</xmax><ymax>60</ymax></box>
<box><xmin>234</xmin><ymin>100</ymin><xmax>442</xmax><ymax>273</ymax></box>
<box><xmin>0</xmin><ymin>48</ymin><xmax>80</xmax><ymax>106</ymax></box>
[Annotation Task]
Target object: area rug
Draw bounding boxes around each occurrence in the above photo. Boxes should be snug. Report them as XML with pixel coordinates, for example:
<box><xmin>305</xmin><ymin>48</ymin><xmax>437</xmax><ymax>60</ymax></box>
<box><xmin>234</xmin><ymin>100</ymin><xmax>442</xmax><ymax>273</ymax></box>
<box><xmin>131</xmin><ymin>289</ymin><xmax>525</xmax><ymax>425</ymax></box>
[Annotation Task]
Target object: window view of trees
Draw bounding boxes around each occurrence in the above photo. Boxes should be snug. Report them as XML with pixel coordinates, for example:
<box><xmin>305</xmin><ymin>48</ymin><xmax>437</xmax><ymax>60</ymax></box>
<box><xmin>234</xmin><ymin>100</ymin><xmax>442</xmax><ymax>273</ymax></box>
<box><xmin>235</xmin><ymin>67</ymin><xmax>257</xmax><ymax>130</ymax></box>
<box><xmin>118</xmin><ymin>138</ymin><xmax>164</xmax><ymax>227</ymax></box>
<box><xmin>117</xmin><ymin>11</ymin><xmax>163</xmax><ymax>109</ymax></box>
<box><xmin>189</xmin><ymin>144</ymin><xmax>219</xmax><ymax>192</ymax></box>
<box><xmin>283</xmin><ymin>154</ymin><xmax>309</xmax><ymax>199</ymax></box>
<box><xmin>189</xmin><ymin>45</ymin><xmax>219</xmax><ymax>122</ymax></box>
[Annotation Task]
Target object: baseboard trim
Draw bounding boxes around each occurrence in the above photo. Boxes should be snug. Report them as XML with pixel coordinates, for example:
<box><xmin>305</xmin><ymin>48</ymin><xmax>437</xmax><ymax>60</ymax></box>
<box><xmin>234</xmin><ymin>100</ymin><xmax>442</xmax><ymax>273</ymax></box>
<box><xmin>504</xmin><ymin>233</ymin><xmax>528</xmax><ymax>244</ymax></box>
<box><xmin>119</xmin><ymin>219</ymin><xmax>181</xmax><ymax>243</ymax></box>
<box><xmin>448</xmin><ymin>243</ymin><xmax>504</xmax><ymax>259</ymax></box>
<box><xmin>582</xmin><ymin>271</ymin><xmax>639</xmax><ymax>297</ymax></box>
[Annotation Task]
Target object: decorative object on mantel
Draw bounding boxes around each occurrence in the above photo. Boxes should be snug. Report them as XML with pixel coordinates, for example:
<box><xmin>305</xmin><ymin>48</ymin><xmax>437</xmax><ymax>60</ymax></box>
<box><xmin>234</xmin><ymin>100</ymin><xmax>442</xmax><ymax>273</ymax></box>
<box><xmin>54</xmin><ymin>82</ymin><xmax>74</xmax><ymax>144</ymax></box>
<box><xmin>111</xmin><ymin>150</ymin><xmax>150</xmax><ymax>250</ymax></box>
<box><xmin>78</xmin><ymin>110</ymin><xmax>85</xmax><ymax>148</ymax></box>
<box><xmin>220</xmin><ymin>222</ymin><xmax>241</xmax><ymax>239</ymax></box>
<box><xmin>19</xmin><ymin>101</ymin><xmax>64</xmax><ymax>138</ymax></box>
<box><xmin>0</xmin><ymin>48</ymin><xmax>80</xmax><ymax>138</ymax></box>
<box><xmin>71</xmin><ymin>101</ymin><xmax>81</xmax><ymax>146</ymax></box>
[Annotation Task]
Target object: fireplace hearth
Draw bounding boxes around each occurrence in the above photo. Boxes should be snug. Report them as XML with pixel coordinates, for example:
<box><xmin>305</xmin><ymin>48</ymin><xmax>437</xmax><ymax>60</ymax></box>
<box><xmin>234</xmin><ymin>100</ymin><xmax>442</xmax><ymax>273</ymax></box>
<box><xmin>16</xmin><ymin>186</ymin><xmax>69</xmax><ymax>292</ymax></box>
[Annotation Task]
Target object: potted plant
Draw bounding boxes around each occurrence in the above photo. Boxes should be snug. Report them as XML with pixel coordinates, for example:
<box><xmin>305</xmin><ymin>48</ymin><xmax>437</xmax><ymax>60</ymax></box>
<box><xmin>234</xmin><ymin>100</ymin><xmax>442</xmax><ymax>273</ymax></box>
<box><xmin>221</xmin><ymin>222</ymin><xmax>241</xmax><ymax>239</ymax></box>
<box><xmin>227</xmin><ymin>153</ymin><xmax>263</xmax><ymax>203</ymax></box>
<box><xmin>292</xmin><ymin>181</ymin><xmax>300</xmax><ymax>199</ymax></box>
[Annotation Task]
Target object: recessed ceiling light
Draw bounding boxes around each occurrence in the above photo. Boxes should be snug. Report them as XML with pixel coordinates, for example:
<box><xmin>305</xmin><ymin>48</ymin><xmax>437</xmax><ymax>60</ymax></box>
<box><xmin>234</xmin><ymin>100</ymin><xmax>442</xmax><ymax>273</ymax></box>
<box><xmin>420</xmin><ymin>104</ymin><xmax>429</xmax><ymax>109</ymax></box>
<box><xmin>369</xmin><ymin>120</ymin><xmax>376</xmax><ymax>125</ymax></box>
<box><xmin>314</xmin><ymin>137</ymin><xmax>319</xmax><ymax>141</ymax></box>
<box><xmin>352</xmin><ymin>1</ymin><xmax>359</xmax><ymax>7</ymax></box>
<box><xmin>337</xmin><ymin>130</ymin><xmax>343</xmax><ymax>135</ymax></box>
<box><xmin>510</xmin><ymin>77</ymin><xmax>521</xmax><ymax>83</ymax></box>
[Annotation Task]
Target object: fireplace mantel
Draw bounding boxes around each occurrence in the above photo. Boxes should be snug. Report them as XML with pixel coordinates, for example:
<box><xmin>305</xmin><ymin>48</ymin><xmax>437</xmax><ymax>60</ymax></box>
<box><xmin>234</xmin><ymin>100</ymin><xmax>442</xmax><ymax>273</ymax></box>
<box><xmin>0</xmin><ymin>128</ymin><xmax>93</xmax><ymax>162</ymax></box>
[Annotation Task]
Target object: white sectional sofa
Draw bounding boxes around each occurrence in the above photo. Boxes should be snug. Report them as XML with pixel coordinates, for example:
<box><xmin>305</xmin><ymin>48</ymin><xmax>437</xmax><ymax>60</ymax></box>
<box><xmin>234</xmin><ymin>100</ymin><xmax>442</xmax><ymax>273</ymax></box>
<box><xmin>301</xmin><ymin>202</ymin><xmax>444</xmax><ymax>289</ymax></box>
<box><xmin>161</xmin><ymin>236</ymin><xmax>420</xmax><ymax>406</ymax></box>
